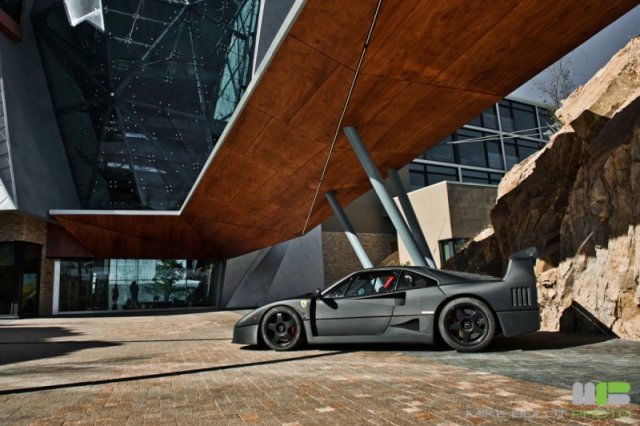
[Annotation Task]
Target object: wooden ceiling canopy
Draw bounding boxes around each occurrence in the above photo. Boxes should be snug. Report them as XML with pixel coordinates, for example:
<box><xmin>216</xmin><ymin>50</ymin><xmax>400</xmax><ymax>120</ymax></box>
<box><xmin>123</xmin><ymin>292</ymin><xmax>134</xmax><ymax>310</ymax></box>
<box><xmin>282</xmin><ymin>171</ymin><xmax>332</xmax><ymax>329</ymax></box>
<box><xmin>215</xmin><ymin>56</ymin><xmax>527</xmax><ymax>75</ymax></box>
<box><xmin>53</xmin><ymin>0</ymin><xmax>638</xmax><ymax>259</ymax></box>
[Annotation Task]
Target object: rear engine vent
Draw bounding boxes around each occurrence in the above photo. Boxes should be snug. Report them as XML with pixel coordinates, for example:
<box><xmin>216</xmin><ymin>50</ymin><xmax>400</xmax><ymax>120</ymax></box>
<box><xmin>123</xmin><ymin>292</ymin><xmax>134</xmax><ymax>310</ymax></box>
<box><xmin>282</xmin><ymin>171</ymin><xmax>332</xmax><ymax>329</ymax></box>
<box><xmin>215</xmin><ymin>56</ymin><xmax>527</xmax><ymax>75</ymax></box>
<box><xmin>511</xmin><ymin>287</ymin><xmax>532</xmax><ymax>307</ymax></box>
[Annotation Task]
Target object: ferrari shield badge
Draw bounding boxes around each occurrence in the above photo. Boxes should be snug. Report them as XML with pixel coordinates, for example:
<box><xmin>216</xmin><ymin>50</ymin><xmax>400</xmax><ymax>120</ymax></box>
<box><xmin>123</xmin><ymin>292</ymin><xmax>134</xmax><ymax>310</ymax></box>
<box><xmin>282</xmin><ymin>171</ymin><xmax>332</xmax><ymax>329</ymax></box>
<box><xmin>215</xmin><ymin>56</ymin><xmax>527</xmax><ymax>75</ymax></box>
<box><xmin>300</xmin><ymin>300</ymin><xmax>308</xmax><ymax>308</ymax></box>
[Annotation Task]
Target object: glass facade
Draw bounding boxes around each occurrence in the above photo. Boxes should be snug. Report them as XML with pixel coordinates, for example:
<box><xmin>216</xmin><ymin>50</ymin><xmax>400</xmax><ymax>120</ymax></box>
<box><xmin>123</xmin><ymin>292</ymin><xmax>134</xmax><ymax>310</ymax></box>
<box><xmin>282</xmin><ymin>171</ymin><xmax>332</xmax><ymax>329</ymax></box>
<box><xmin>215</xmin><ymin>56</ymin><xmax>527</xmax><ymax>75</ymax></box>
<box><xmin>32</xmin><ymin>0</ymin><xmax>260</xmax><ymax>210</ymax></box>
<box><xmin>412</xmin><ymin>99</ymin><xmax>550</xmax><ymax>189</ymax></box>
<box><xmin>58</xmin><ymin>258</ymin><xmax>219</xmax><ymax>312</ymax></box>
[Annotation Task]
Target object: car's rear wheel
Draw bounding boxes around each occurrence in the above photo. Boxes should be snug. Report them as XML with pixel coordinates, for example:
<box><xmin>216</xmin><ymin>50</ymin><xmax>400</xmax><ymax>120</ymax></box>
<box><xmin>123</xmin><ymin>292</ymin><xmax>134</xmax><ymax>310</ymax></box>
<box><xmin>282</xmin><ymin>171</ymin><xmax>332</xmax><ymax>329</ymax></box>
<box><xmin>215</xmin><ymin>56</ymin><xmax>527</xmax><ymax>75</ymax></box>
<box><xmin>260</xmin><ymin>306</ymin><xmax>304</xmax><ymax>351</ymax></box>
<box><xmin>438</xmin><ymin>297</ymin><xmax>495</xmax><ymax>352</ymax></box>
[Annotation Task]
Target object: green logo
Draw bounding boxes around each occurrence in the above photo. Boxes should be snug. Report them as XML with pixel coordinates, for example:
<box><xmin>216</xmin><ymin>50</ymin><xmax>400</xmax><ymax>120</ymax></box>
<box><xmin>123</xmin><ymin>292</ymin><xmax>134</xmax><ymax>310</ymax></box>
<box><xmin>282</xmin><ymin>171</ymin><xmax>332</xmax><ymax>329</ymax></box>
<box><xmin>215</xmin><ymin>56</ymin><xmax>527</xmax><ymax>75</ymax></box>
<box><xmin>572</xmin><ymin>382</ymin><xmax>631</xmax><ymax>406</ymax></box>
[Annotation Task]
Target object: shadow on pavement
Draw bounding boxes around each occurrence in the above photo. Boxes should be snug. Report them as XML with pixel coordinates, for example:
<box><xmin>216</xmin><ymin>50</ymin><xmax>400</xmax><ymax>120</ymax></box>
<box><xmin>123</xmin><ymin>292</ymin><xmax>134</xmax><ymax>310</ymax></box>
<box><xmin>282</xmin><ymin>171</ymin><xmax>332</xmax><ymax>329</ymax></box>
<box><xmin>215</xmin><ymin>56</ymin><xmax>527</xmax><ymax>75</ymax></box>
<box><xmin>0</xmin><ymin>326</ymin><xmax>121</xmax><ymax>366</ymax></box>
<box><xmin>0</xmin><ymin>350</ymin><xmax>347</xmax><ymax>396</ymax></box>
<box><xmin>485</xmin><ymin>332</ymin><xmax>613</xmax><ymax>352</ymax></box>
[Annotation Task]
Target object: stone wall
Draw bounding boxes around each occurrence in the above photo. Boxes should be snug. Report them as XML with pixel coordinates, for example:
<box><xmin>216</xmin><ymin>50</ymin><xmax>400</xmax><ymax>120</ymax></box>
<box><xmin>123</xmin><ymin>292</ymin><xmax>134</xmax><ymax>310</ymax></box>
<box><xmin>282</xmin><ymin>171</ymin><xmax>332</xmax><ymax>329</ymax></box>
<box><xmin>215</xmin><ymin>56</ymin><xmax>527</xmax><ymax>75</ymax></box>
<box><xmin>0</xmin><ymin>212</ymin><xmax>53</xmax><ymax>316</ymax></box>
<box><xmin>322</xmin><ymin>231</ymin><xmax>396</xmax><ymax>286</ymax></box>
<box><xmin>446</xmin><ymin>38</ymin><xmax>640</xmax><ymax>340</ymax></box>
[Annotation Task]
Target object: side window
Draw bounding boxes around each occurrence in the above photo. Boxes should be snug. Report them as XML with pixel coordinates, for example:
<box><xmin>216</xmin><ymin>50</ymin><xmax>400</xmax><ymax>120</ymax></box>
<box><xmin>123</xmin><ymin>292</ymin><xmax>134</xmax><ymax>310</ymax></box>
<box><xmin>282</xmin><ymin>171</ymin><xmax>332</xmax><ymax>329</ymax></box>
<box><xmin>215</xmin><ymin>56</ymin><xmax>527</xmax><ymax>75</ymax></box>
<box><xmin>343</xmin><ymin>272</ymin><xmax>396</xmax><ymax>298</ymax></box>
<box><xmin>324</xmin><ymin>276</ymin><xmax>354</xmax><ymax>298</ymax></box>
<box><xmin>395</xmin><ymin>272</ymin><xmax>436</xmax><ymax>291</ymax></box>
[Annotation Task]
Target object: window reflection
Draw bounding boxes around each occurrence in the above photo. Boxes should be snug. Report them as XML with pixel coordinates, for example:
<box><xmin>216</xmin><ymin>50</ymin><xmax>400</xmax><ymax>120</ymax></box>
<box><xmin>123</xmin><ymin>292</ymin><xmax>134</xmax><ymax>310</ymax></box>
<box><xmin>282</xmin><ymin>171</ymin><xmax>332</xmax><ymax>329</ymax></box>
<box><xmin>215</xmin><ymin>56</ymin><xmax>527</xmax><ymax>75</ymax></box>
<box><xmin>58</xmin><ymin>258</ymin><xmax>217</xmax><ymax>312</ymax></box>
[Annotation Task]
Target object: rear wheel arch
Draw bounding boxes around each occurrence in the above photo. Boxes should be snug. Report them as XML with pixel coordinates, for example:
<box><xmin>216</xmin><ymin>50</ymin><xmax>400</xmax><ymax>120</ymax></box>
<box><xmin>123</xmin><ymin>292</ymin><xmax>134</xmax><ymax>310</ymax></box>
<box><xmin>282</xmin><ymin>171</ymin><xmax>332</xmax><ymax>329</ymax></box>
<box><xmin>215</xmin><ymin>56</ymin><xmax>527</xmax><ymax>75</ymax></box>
<box><xmin>434</xmin><ymin>294</ymin><xmax>502</xmax><ymax>334</ymax></box>
<box><xmin>435</xmin><ymin>295</ymin><xmax>498</xmax><ymax>352</ymax></box>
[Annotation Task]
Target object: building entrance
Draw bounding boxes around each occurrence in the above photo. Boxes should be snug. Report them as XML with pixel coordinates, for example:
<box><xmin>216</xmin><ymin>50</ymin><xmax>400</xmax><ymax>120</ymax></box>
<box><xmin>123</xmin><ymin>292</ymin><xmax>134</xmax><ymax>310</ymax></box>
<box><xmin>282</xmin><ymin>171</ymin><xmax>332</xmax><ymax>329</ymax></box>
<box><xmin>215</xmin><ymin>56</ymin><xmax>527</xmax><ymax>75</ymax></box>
<box><xmin>0</xmin><ymin>242</ymin><xmax>41</xmax><ymax>317</ymax></box>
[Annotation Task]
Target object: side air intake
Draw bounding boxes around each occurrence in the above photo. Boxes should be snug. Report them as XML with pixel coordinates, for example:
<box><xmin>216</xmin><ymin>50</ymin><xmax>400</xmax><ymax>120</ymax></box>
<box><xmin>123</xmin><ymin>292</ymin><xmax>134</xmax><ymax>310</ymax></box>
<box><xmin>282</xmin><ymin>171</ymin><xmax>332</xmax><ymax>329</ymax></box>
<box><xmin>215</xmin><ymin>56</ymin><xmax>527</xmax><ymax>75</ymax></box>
<box><xmin>511</xmin><ymin>287</ymin><xmax>532</xmax><ymax>306</ymax></box>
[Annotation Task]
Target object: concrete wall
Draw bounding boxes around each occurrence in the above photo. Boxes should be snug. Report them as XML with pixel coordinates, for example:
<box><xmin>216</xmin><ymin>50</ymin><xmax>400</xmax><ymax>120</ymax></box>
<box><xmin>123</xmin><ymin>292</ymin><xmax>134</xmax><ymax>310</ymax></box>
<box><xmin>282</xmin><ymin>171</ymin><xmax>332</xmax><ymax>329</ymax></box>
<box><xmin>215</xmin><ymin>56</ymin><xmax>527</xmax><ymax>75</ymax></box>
<box><xmin>322</xmin><ymin>189</ymin><xmax>396</xmax><ymax>235</ymax></box>
<box><xmin>398</xmin><ymin>182</ymin><xmax>497</xmax><ymax>267</ymax></box>
<box><xmin>397</xmin><ymin>182</ymin><xmax>450</xmax><ymax>267</ymax></box>
<box><xmin>322</xmin><ymin>231</ymin><xmax>396</xmax><ymax>286</ymax></box>
<box><xmin>0</xmin><ymin>212</ymin><xmax>54</xmax><ymax>316</ymax></box>
<box><xmin>447</xmin><ymin>183</ymin><xmax>497</xmax><ymax>241</ymax></box>
<box><xmin>0</xmin><ymin>0</ymin><xmax>79</xmax><ymax>217</ymax></box>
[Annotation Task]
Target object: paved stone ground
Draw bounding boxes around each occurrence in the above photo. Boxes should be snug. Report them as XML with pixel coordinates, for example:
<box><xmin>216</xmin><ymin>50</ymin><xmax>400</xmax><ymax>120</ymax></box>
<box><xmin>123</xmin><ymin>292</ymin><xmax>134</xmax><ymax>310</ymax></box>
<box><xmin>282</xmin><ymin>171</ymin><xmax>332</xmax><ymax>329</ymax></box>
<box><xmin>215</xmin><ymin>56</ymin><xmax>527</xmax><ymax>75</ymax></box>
<box><xmin>0</xmin><ymin>311</ymin><xmax>637</xmax><ymax>425</ymax></box>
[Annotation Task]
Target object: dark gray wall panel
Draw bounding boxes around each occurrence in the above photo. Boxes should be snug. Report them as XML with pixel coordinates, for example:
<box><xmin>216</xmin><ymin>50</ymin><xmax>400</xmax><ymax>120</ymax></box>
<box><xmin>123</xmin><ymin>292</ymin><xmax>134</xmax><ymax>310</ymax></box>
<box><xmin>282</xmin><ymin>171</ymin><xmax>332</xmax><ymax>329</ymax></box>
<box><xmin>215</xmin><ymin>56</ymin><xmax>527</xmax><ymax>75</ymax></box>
<box><xmin>223</xmin><ymin>225</ymin><xmax>324</xmax><ymax>308</ymax></box>
<box><xmin>0</xmin><ymin>0</ymin><xmax>79</xmax><ymax>216</ymax></box>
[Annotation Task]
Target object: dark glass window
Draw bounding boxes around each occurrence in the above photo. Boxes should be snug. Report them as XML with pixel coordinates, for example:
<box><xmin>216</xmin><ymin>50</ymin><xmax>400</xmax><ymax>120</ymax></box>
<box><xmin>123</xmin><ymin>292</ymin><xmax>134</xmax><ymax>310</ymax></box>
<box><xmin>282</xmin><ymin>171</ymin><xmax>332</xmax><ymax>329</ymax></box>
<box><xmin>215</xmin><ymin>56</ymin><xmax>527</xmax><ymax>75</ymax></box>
<box><xmin>469</xmin><ymin>106</ymin><xmax>498</xmax><ymax>130</ymax></box>
<box><xmin>424</xmin><ymin>136</ymin><xmax>455</xmax><ymax>163</ymax></box>
<box><xmin>517</xmin><ymin>139</ymin><xmax>540</xmax><ymax>161</ymax></box>
<box><xmin>32</xmin><ymin>0</ymin><xmax>260</xmax><ymax>209</ymax></box>
<box><xmin>499</xmin><ymin>100</ymin><xmax>538</xmax><ymax>137</ymax></box>
<box><xmin>490</xmin><ymin>173</ymin><xmax>504</xmax><ymax>184</ymax></box>
<box><xmin>461</xmin><ymin>169</ymin><xmax>503</xmax><ymax>185</ymax></box>
<box><xmin>504</xmin><ymin>142</ymin><xmax>519</xmax><ymax>169</ymax></box>
<box><xmin>439</xmin><ymin>238</ymin><xmax>468</xmax><ymax>265</ymax></box>
<box><xmin>486</xmin><ymin>140</ymin><xmax>504</xmax><ymax>170</ymax></box>
<box><xmin>455</xmin><ymin>129</ymin><xmax>487</xmax><ymax>168</ymax></box>
<box><xmin>452</xmin><ymin>129</ymin><xmax>503</xmax><ymax>170</ymax></box>
<box><xmin>537</xmin><ymin>108</ymin><xmax>555</xmax><ymax>140</ymax></box>
<box><xmin>426</xmin><ymin>165</ymin><xmax>458</xmax><ymax>186</ymax></box>
<box><xmin>409</xmin><ymin>163</ymin><xmax>427</xmax><ymax>190</ymax></box>
<box><xmin>503</xmin><ymin>138</ymin><xmax>543</xmax><ymax>169</ymax></box>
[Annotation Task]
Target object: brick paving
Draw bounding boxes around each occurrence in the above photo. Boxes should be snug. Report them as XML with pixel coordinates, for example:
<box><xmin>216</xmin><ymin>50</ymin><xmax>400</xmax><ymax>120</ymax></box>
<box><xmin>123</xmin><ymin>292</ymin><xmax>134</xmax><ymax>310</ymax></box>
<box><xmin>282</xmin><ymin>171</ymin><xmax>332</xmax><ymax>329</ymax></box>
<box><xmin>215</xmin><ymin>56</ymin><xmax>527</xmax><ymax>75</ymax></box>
<box><xmin>0</xmin><ymin>311</ymin><xmax>637</xmax><ymax>425</ymax></box>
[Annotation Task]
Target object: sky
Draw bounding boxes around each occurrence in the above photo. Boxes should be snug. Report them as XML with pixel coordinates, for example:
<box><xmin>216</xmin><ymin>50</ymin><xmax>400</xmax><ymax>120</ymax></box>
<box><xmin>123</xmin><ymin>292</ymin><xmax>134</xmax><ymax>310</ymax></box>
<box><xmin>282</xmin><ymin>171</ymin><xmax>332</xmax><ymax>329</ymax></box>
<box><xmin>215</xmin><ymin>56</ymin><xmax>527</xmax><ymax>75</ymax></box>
<box><xmin>510</xmin><ymin>5</ymin><xmax>640</xmax><ymax>106</ymax></box>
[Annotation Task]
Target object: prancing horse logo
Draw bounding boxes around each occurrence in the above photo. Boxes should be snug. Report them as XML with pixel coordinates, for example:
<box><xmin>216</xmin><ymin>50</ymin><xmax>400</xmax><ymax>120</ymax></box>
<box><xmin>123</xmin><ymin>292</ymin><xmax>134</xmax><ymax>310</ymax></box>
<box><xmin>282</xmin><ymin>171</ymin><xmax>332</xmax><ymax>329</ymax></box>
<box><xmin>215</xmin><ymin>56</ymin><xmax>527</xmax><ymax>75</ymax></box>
<box><xmin>301</xmin><ymin>300</ymin><xmax>308</xmax><ymax>308</ymax></box>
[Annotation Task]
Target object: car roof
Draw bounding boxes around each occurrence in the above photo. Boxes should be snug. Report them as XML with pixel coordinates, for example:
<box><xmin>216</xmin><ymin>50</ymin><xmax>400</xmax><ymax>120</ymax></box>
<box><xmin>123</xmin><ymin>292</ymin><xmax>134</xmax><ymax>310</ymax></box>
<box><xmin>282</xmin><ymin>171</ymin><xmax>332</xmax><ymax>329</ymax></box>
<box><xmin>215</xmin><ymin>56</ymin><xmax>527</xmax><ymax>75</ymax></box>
<box><xmin>358</xmin><ymin>266</ymin><xmax>501</xmax><ymax>284</ymax></box>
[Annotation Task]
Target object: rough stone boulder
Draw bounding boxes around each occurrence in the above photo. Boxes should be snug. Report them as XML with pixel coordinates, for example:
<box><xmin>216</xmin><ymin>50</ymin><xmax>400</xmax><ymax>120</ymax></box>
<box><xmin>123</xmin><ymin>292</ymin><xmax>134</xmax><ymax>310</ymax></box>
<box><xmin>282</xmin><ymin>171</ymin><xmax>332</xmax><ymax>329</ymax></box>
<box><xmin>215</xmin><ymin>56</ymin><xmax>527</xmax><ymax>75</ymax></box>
<box><xmin>448</xmin><ymin>37</ymin><xmax>640</xmax><ymax>340</ymax></box>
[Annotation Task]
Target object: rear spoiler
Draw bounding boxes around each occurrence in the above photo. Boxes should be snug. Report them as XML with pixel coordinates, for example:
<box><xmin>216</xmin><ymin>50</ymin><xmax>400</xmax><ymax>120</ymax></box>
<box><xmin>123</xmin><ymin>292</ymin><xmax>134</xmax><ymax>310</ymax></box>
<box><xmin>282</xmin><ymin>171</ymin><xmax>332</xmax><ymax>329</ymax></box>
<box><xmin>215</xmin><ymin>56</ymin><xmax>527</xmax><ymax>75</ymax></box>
<box><xmin>503</xmin><ymin>246</ymin><xmax>537</xmax><ymax>283</ymax></box>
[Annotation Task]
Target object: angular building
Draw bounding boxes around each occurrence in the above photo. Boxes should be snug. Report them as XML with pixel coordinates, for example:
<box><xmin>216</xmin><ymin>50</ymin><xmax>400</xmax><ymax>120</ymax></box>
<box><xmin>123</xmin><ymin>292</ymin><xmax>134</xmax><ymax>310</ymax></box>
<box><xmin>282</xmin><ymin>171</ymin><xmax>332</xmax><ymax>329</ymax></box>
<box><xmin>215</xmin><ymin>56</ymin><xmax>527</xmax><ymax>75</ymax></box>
<box><xmin>0</xmin><ymin>0</ymin><xmax>635</xmax><ymax>317</ymax></box>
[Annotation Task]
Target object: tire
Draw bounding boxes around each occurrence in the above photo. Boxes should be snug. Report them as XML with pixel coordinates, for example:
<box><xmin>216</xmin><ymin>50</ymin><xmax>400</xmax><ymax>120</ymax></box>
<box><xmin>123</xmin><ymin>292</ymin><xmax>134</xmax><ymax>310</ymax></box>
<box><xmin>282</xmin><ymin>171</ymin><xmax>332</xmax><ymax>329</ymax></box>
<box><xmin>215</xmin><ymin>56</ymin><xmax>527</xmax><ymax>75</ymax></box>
<box><xmin>260</xmin><ymin>306</ymin><xmax>305</xmax><ymax>351</ymax></box>
<box><xmin>438</xmin><ymin>297</ymin><xmax>496</xmax><ymax>352</ymax></box>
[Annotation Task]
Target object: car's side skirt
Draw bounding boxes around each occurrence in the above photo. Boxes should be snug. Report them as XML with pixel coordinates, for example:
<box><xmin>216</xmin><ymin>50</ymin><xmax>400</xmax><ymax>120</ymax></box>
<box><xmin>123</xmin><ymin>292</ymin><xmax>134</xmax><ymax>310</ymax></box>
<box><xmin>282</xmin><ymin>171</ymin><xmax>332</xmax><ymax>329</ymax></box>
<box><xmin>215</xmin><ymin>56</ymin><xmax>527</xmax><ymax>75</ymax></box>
<box><xmin>306</xmin><ymin>334</ymin><xmax>433</xmax><ymax>345</ymax></box>
<box><xmin>304</xmin><ymin>319</ymin><xmax>434</xmax><ymax>345</ymax></box>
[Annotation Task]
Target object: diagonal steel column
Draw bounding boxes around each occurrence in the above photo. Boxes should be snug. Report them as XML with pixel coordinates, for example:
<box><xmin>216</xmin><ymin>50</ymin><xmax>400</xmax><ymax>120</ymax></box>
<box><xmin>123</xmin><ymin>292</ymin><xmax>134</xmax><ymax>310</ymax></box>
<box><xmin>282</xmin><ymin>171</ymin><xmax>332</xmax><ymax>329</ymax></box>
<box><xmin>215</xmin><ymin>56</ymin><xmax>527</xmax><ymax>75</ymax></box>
<box><xmin>344</xmin><ymin>126</ymin><xmax>428</xmax><ymax>267</ymax></box>
<box><xmin>388</xmin><ymin>169</ymin><xmax>436</xmax><ymax>268</ymax></box>
<box><xmin>325</xmin><ymin>191</ymin><xmax>373</xmax><ymax>269</ymax></box>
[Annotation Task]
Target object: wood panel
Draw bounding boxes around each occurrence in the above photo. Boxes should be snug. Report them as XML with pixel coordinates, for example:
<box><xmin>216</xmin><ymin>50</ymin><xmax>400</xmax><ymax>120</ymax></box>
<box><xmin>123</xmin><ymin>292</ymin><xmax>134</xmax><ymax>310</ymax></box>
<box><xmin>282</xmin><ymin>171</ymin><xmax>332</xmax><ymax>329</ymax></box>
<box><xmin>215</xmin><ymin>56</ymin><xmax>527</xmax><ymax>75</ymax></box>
<box><xmin>53</xmin><ymin>0</ymin><xmax>639</xmax><ymax>259</ymax></box>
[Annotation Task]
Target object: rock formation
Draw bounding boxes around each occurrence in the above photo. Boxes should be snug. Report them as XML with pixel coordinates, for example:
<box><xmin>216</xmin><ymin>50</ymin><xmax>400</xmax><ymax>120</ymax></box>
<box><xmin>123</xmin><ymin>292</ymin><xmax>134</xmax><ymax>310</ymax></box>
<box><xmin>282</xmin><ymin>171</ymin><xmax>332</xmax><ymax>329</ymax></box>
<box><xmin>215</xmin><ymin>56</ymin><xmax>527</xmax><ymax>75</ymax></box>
<box><xmin>447</xmin><ymin>37</ymin><xmax>640</xmax><ymax>340</ymax></box>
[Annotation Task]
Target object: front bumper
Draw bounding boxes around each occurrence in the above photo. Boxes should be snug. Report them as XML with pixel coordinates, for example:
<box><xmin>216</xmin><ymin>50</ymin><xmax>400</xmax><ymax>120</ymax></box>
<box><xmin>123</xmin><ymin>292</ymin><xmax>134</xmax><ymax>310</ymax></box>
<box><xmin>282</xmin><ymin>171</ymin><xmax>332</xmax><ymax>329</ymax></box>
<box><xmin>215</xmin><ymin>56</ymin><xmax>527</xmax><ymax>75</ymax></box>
<box><xmin>232</xmin><ymin>324</ymin><xmax>259</xmax><ymax>345</ymax></box>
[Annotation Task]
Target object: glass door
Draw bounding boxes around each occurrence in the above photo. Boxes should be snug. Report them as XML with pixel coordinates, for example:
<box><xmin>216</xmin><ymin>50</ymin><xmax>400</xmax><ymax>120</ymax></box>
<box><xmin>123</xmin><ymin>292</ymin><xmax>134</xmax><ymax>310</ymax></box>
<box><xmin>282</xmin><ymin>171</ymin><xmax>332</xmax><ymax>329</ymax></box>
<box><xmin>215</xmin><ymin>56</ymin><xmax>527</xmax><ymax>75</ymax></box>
<box><xmin>0</xmin><ymin>242</ymin><xmax>41</xmax><ymax>317</ymax></box>
<box><xmin>0</xmin><ymin>243</ymin><xmax>15</xmax><ymax>316</ymax></box>
<box><xmin>19</xmin><ymin>243</ymin><xmax>41</xmax><ymax>317</ymax></box>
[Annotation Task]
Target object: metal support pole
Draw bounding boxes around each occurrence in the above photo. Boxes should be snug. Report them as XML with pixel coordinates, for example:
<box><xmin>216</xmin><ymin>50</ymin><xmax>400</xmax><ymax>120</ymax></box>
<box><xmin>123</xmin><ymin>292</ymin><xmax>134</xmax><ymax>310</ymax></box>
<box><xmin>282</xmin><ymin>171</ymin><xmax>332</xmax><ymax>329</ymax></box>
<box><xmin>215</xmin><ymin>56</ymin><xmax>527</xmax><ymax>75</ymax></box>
<box><xmin>344</xmin><ymin>126</ymin><xmax>428</xmax><ymax>267</ymax></box>
<box><xmin>388</xmin><ymin>169</ymin><xmax>436</xmax><ymax>268</ymax></box>
<box><xmin>326</xmin><ymin>191</ymin><xmax>374</xmax><ymax>269</ymax></box>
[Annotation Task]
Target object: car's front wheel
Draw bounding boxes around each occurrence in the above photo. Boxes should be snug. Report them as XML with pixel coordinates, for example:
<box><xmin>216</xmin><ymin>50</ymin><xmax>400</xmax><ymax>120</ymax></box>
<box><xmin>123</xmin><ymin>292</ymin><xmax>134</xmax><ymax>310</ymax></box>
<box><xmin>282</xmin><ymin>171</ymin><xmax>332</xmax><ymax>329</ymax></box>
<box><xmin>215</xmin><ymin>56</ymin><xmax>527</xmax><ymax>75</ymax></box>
<box><xmin>260</xmin><ymin>306</ymin><xmax>305</xmax><ymax>351</ymax></box>
<box><xmin>438</xmin><ymin>297</ymin><xmax>495</xmax><ymax>352</ymax></box>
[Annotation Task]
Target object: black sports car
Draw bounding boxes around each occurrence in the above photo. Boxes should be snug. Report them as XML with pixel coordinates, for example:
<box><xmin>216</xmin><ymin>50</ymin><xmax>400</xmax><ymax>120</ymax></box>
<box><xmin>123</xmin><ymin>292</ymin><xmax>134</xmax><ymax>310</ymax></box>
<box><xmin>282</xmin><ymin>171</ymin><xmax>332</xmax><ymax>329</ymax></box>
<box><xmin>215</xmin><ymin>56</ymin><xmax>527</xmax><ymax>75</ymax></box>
<box><xmin>233</xmin><ymin>247</ymin><xmax>539</xmax><ymax>352</ymax></box>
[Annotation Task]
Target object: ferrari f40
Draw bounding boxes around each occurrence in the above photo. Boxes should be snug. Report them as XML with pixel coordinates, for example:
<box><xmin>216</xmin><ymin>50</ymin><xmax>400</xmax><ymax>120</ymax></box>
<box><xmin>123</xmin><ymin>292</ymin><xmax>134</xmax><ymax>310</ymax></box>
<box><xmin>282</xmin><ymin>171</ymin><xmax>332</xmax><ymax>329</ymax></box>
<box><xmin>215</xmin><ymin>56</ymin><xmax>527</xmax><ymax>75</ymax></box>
<box><xmin>233</xmin><ymin>247</ymin><xmax>539</xmax><ymax>352</ymax></box>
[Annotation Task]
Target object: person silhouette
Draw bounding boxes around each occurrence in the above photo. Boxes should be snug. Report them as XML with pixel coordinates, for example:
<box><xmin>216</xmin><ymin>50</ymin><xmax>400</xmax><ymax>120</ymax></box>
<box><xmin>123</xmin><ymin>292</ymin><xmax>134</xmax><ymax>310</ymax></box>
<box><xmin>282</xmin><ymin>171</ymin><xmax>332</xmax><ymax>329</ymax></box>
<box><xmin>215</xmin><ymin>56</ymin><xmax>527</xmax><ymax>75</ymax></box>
<box><xmin>112</xmin><ymin>284</ymin><xmax>119</xmax><ymax>310</ymax></box>
<box><xmin>130</xmin><ymin>281</ymin><xmax>139</xmax><ymax>308</ymax></box>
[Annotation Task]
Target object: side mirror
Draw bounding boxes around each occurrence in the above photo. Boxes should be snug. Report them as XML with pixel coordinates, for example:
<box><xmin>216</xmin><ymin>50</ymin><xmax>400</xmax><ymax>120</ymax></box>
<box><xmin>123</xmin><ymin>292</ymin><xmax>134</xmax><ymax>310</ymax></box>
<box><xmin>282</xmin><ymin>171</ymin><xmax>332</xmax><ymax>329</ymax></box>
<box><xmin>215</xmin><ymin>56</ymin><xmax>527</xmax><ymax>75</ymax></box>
<box><xmin>312</xmin><ymin>288</ymin><xmax>322</xmax><ymax>299</ymax></box>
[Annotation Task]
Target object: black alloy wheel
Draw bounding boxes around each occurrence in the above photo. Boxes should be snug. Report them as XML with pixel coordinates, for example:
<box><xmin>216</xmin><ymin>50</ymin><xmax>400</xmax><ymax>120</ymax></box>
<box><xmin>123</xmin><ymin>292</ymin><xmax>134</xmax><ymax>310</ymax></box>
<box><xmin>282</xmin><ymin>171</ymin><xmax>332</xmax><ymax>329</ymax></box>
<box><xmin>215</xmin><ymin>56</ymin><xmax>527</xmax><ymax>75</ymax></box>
<box><xmin>438</xmin><ymin>297</ymin><xmax>496</xmax><ymax>352</ymax></box>
<box><xmin>260</xmin><ymin>306</ymin><xmax>304</xmax><ymax>351</ymax></box>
